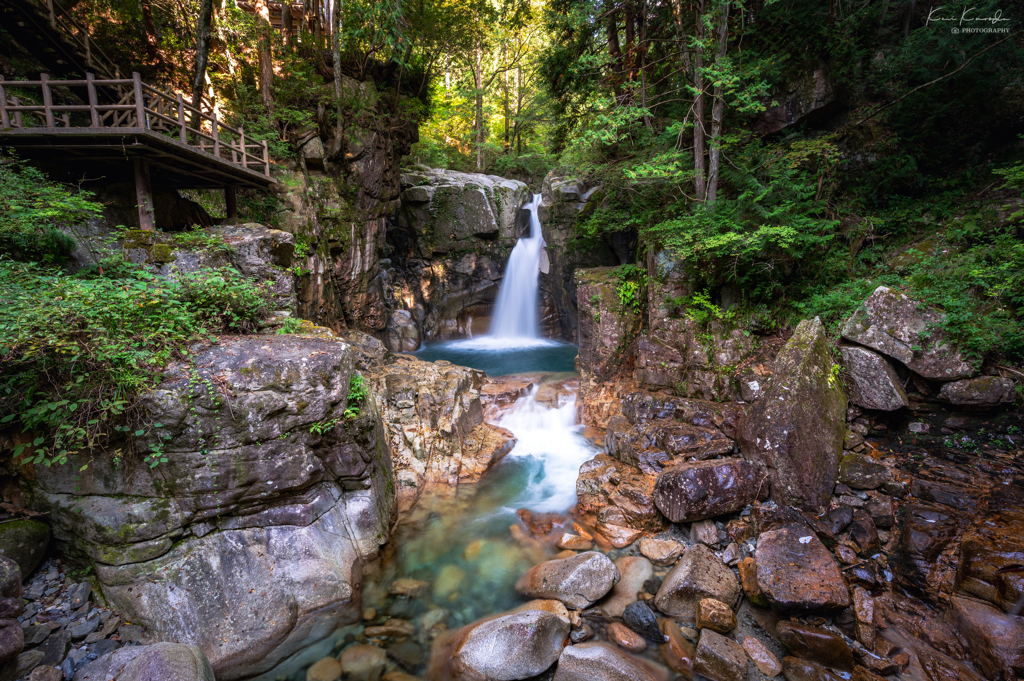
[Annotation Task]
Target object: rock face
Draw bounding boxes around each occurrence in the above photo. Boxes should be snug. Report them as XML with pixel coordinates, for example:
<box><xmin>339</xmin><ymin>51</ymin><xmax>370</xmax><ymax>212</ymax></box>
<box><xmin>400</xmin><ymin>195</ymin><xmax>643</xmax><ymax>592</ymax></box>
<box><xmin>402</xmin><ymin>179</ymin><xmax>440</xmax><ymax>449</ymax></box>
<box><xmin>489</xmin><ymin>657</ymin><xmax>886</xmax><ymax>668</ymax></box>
<box><xmin>652</xmin><ymin>458</ymin><xmax>768</xmax><ymax>522</ymax></box>
<box><xmin>386</xmin><ymin>169</ymin><xmax>534</xmax><ymax>343</ymax></box>
<box><xmin>575</xmin><ymin>454</ymin><xmax>667</xmax><ymax>540</ymax></box>
<box><xmin>654</xmin><ymin>545</ymin><xmax>740</xmax><ymax>621</ymax></box>
<box><xmin>75</xmin><ymin>642</ymin><xmax>215</xmax><ymax>681</ymax></box>
<box><xmin>839</xmin><ymin>346</ymin><xmax>909</xmax><ymax>411</ymax></box>
<box><xmin>738</xmin><ymin>318</ymin><xmax>847</xmax><ymax>512</ymax></box>
<box><xmin>0</xmin><ymin>557</ymin><xmax>24</xmax><ymax>666</ymax></box>
<box><xmin>576</xmin><ymin>267</ymin><xmax>643</xmax><ymax>379</ymax></box>
<box><xmin>552</xmin><ymin>642</ymin><xmax>668</xmax><ymax>681</ymax></box>
<box><xmin>754</xmin><ymin>65</ymin><xmax>837</xmax><ymax>136</ymax></box>
<box><xmin>368</xmin><ymin>358</ymin><xmax>516</xmax><ymax>511</ymax></box>
<box><xmin>515</xmin><ymin>551</ymin><xmax>620</xmax><ymax>609</ymax></box>
<box><xmin>754</xmin><ymin>523</ymin><xmax>850</xmax><ymax>612</ymax></box>
<box><xmin>949</xmin><ymin>595</ymin><xmax>1024</xmax><ymax>680</ymax></box>
<box><xmin>841</xmin><ymin>286</ymin><xmax>976</xmax><ymax>380</ymax></box>
<box><xmin>0</xmin><ymin>519</ymin><xmax>49</xmax><ymax>577</ymax></box>
<box><xmin>22</xmin><ymin>336</ymin><xmax>395</xmax><ymax>680</ymax></box>
<box><xmin>448</xmin><ymin>610</ymin><xmax>568</xmax><ymax>681</ymax></box>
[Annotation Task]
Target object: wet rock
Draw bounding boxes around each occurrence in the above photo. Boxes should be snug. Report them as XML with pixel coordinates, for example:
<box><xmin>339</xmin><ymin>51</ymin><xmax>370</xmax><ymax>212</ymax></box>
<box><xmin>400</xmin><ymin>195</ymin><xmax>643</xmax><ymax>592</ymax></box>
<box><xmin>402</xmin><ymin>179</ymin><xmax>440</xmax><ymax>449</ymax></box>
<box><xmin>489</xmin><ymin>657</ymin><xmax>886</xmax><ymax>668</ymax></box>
<box><xmin>852</xmin><ymin>587</ymin><xmax>876</xmax><ymax>649</ymax></box>
<box><xmin>695</xmin><ymin>599</ymin><xmax>736</xmax><ymax>634</ymax></box>
<box><xmin>387</xmin><ymin>640</ymin><xmax>425</xmax><ymax>671</ymax></box>
<box><xmin>839</xmin><ymin>347</ymin><xmax>909</xmax><ymax>411</ymax></box>
<box><xmin>557</xmin><ymin>533</ymin><xmax>593</xmax><ymax>551</ymax></box>
<box><xmin>450</xmin><ymin>610</ymin><xmax>568</xmax><ymax>680</ymax></box>
<box><xmin>391</xmin><ymin>578</ymin><xmax>430</xmax><ymax>599</ymax></box>
<box><xmin>622</xmin><ymin>600</ymin><xmax>666</xmax><ymax>642</ymax></box>
<box><xmin>515</xmin><ymin>551</ymin><xmax>620</xmax><ymax>609</ymax></box>
<box><xmin>512</xmin><ymin>600</ymin><xmax>571</xmax><ymax>625</ymax></box>
<box><xmin>837</xmin><ymin>454</ymin><xmax>891</xmax><ymax>490</ymax></box>
<box><xmin>864</xmin><ymin>493</ymin><xmax>895</xmax><ymax>529</ymax></box>
<box><xmin>551</xmin><ymin>641</ymin><xmax>669</xmax><ymax>681</ymax></box>
<box><xmin>938</xmin><ymin>376</ymin><xmax>1015</xmax><ymax>406</ymax></box>
<box><xmin>742</xmin><ymin>636</ymin><xmax>782</xmax><ymax>677</ymax></box>
<box><xmin>892</xmin><ymin>503</ymin><xmax>958</xmax><ymax>603</ymax></box>
<box><xmin>599</xmin><ymin>556</ymin><xmax>653</xmax><ymax>617</ymax></box>
<box><xmin>781</xmin><ymin>656</ymin><xmax>844</xmax><ymax>681</ymax></box>
<box><xmin>576</xmin><ymin>455</ymin><xmax>667</xmax><ymax>534</ymax></box>
<box><xmin>738</xmin><ymin>318</ymin><xmax>847</xmax><ymax>512</ymax></box>
<box><xmin>75</xmin><ymin>642</ymin><xmax>215</xmax><ymax>681</ymax></box>
<box><xmin>339</xmin><ymin>644</ymin><xmax>388</xmax><ymax>681</ymax></box>
<box><xmin>694</xmin><ymin>629</ymin><xmax>747</xmax><ymax>681</ymax></box>
<box><xmin>659</xmin><ymin>619</ymin><xmax>696</xmax><ymax>676</ymax></box>
<box><xmin>956</xmin><ymin>493</ymin><xmax>1024</xmax><ymax>614</ymax></box>
<box><xmin>692</xmin><ymin>520</ymin><xmax>721</xmax><ymax>546</ymax></box>
<box><xmin>737</xmin><ymin>557</ymin><xmax>768</xmax><ymax>607</ymax></box>
<box><xmin>653</xmin><ymin>457</ymin><xmax>768</xmax><ymax>522</ymax></box>
<box><xmin>0</xmin><ymin>519</ymin><xmax>49</xmax><ymax>577</ymax></box>
<box><xmin>639</xmin><ymin>538</ymin><xmax>682</xmax><ymax>567</ymax></box>
<box><xmin>721</xmin><ymin>543</ymin><xmax>744</xmax><ymax>566</ymax></box>
<box><xmin>364</xmin><ymin>619</ymin><xmax>416</xmax><ymax>639</ymax></box>
<box><xmin>654</xmin><ymin>545</ymin><xmax>740</xmax><ymax>621</ymax></box>
<box><xmin>949</xmin><ymin>595</ymin><xmax>1024</xmax><ymax>680</ymax></box>
<box><xmin>433</xmin><ymin>565</ymin><xmax>466</xmax><ymax>601</ymax></box>
<box><xmin>570</xmin><ymin>623</ymin><xmax>594</xmax><ymax>643</ymax></box>
<box><xmin>306</xmin><ymin>656</ymin><xmax>342</xmax><ymax>681</ymax></box>
<box><xmin>848</xmin><ymin>510</ymin><xmax>880</xmax><ymax>555</ymax></box>
<box><xmin>776</xmin><ymin>621</ymin><xmax>854</xmax><ymax>671</ymax></box>
<box><xmin>385</xmin><ymin>309</ymin><xmax>420</xmax><ymax>352</ymax></box>
<box><xmin>755</xmin><ymin>523</ymin><xmax>851</xmax><ymax>612</ymax></box>
<box><xmin>607</xmin><ymin>622</ymin><xmax>646</xmax><ymax>652</ymax></box>
<box><xmin>840</xmin><ymin>286</ymin><xmax>976</xmax><ymax>380</ymax></box>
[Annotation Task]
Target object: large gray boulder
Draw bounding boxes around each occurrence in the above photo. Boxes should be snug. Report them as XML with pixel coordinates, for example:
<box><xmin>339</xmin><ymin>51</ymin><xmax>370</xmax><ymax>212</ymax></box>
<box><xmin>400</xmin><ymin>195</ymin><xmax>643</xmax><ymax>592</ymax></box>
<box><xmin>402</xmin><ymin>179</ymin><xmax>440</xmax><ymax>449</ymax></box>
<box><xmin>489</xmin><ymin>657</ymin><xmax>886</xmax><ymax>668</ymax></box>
<box><xmin>448</xmin><ymin>610</ymin><xmax>569</xmax><ymax>680</ymax></box>
<box><xmin>938</xmin><ymin>376</ymin><xmax>1016</xmax><ymax>406</ymax></box>
<box><xmin>738</xmin><ymin>318</ymin><xmax>847</xmax><ymax>512</ymax></box>
<box><xmin>515</xmin><ymin>551</ymin><xmax>620</xmax><ymax>609</ymax></box>
<box><xmin>839</xmin><ymin>346</ymin><xmax>909</xmax><ymax>411</ymax></box>
<box><xmin>841</xmin><ymin>286</ymin><xmax>976</xmax><ymax>380</ymax></box>
<box><xmin>22</xmin><ymin>336</ymin><xmax>395</xmax><ymax>680</ymax></box>
<box><xmin>75</xmin><ymin>642</ymin><xmax>214</xmax><ymax>681</ymax></box>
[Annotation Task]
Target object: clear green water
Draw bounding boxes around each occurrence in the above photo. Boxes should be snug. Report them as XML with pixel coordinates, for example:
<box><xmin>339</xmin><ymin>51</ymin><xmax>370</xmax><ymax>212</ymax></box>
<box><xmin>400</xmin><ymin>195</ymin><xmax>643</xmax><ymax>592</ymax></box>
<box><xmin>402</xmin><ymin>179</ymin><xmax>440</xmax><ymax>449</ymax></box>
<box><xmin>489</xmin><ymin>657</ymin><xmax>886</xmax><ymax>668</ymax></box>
<box><xmin>414</xmin><ymin>337</ymin><xmax>578</xmax><ymax>376</ymax></box>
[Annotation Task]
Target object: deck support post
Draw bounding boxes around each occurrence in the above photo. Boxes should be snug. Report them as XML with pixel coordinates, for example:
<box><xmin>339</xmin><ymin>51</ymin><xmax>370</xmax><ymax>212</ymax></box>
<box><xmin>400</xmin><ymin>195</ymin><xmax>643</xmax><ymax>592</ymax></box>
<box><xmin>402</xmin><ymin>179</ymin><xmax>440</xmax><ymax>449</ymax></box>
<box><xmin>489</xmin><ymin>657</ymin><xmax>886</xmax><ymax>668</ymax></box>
<box><xmin>133</xmin><ymin>158</ymin><xmax>156</xmax><ymax>231</ymax></box>
<box><xmin>225</xmin><ymin>186</ymin><xmax>238</xmax><ymax>220</ymax></box>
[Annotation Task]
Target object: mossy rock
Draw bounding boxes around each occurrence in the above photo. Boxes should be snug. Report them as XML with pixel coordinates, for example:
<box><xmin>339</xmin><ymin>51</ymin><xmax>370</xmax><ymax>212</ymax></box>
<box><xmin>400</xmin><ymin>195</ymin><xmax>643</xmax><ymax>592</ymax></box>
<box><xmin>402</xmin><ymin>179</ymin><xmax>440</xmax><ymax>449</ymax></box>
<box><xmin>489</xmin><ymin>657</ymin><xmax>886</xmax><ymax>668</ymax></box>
<box><xmin>0</xmin><ymin>518</ymin><xmax>50</xmax><ymax>576</ymax></box>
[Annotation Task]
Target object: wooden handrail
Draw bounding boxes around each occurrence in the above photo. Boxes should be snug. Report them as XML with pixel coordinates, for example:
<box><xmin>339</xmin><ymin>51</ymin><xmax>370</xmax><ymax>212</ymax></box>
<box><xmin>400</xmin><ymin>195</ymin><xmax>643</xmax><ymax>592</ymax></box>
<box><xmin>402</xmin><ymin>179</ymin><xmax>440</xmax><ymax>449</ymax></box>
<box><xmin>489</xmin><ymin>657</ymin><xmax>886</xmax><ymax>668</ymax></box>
<box><xmin>0</xmin><ymin>73</ymin><xmax>273</xmax><ymax>179</ymax></box>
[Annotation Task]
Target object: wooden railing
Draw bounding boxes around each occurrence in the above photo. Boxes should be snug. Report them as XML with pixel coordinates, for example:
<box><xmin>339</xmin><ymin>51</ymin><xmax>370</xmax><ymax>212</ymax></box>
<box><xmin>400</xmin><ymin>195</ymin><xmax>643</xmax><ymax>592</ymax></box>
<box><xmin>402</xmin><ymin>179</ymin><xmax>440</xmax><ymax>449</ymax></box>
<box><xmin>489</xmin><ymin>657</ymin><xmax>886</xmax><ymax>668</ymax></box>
<box><xmin>39</xmin><ymin>0</ymin><xmax>119</xmax><ymax>80</ymax></box>
<box><xmin>0</xmin><ymin>72</ymin><xmax>271</xmax><ymax>178</ymax></box>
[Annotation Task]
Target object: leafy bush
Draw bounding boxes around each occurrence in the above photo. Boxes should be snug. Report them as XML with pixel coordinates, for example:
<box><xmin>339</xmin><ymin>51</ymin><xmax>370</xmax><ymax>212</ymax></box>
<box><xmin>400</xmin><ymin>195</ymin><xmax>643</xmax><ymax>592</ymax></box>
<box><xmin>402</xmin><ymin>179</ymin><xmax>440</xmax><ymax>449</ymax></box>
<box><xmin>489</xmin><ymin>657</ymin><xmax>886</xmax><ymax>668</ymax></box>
<box><xmin>0</xmin><ymin>260</ymin><xmax>272</xmax><ymax>467</ymax></box>
<box><xmin>344</xmin><ymin>373</ymin><xmax>368</xmax><ymax>420</ymax></box>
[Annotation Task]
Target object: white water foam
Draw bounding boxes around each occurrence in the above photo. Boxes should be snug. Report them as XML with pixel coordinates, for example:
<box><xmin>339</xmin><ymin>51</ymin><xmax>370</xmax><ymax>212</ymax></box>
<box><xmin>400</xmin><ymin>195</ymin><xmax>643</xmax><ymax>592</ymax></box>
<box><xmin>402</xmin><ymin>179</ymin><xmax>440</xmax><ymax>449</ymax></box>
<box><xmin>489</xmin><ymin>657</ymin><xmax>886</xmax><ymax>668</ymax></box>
<box><xmin>495</xmin><ymin>386</ymin><xmax>597</xmax><ymax>513</ymax></box>
<box><xmin>489</xmin><ymin>193</ymin><xmax>546</xmax><ymax>339</ymax></box>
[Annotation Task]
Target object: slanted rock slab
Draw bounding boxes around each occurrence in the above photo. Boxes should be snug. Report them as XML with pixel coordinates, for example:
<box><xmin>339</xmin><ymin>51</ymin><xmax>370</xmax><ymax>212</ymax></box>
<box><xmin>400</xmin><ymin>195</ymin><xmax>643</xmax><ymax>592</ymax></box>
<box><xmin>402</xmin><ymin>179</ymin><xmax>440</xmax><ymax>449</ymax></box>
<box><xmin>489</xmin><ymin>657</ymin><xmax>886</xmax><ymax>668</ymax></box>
<box><xmin>839</xmin><ymin>346</ymin><xmax>909</xmax><ymax>411</ymax></box>
<box><xmin>75</xmin><ymin>642</ymin><xmax>215</xmax><ymax>681</ymax></box>
<box><xmin>755</xmin><ymin>523</ymin><xmax>851</xmax><ymax>612</ymax></box>
<box><xmin>776</xmin><ymin>621</ymin><xmax>854</xmax><ymax>671</ymax></box>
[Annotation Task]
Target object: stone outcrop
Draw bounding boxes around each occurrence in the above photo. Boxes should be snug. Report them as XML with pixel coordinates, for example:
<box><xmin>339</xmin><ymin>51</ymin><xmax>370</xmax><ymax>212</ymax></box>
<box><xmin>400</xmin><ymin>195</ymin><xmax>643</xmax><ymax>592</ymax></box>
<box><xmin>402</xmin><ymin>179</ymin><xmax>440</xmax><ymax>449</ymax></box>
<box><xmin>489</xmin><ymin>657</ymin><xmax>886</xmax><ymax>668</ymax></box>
<box><xmin>652</xmin><ymin>458</ymin><xmax>768</xmax><ymax>522</ymax></box>
<box><xmin>841</xmin><ymin>286</ymin><xmax>977</xmax><ymax>380</ymax></box>
<box><xmin>367</xmin><ymin>357</ymin><xmax>516</xmax><ymax>511</ymax></box>
<box><xmin>0</xmin><ymin>557</ymin><xmax>24</xmax><ymax>667</ymax></box>
<box><xmin>75</xmin><ymin>642</ymin><xmax>215</xmax><ymax>681</ymax></box>
<box><xmin>0</xmin><ymin>518</ymin><xmax>48</xmax><ymax>577</ymax></box>
<box><xmin>739</xmin><ymin>318</ymin><xmax>847</xmax><ymax>511</ymax></box>
<box><xmin>21</xmin><ymin>336</ymin><xmax>395</xmax><ymax>680</ymax></box>
<box><xmin>839</xmin><ymin>346</ymin><xmax>909</xmax><ymax>411</ymax></box>
<box><xmin>576</xmin><ymin>267</ymin><xmax>643</xmax><ymax>379</ymax></box>
<box><xmin>753</xmin><ymin>64</ymin><xmax>838</xmax><ymax>136</ymax></box>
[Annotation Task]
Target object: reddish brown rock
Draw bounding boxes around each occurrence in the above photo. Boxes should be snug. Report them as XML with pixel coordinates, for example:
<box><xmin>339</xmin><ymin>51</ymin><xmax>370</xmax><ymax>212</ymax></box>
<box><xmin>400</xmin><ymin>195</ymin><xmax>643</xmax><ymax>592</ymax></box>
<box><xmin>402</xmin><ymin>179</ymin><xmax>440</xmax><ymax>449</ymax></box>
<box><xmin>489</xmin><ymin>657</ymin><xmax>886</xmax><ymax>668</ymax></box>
<box><xmin>607</xmin><ymin>622</ymin><xmax>646</xmax><ymax>653</ymax></box>
<box><xmin>852</xmin><ymin>587</ymin><xmax>876</xmax><ymax>649</ymax></box>
<box><xmin>695</xmin><ymin>599</ymin><xmax>736</xmax><ymax>634</ymax></box>
<box><xmin>575</xmin><ymin>455</ymin><xmax>667</xmax><ymax>533</ymax></box>
<box><xmin>776</xmin><ymin>621</ymin><xmax>854</xmax><ymax>671</ymax></box>
<box><xmin>737</xmin><ymin>557</ymin><xmax>768</xmax><ymax>607</ymax></box>
<box><xmin>949</xmin><ymin>595</ymin><xmax>1024</xmax><ymax>680</ymax></box>
<box><xmin>956</xmin><ymin>490</ymin><xmax>1024</xmax><ymax>614</ymax></box>
<box><xmin>653</xmin><ymin>458</ymin><xmax>768</xmax><ymax>523</ymax></box>
<box><xmin>556</xmin><ymin>534</ymin><xmax>592</xmax><ymax>551</ymax></box>
<box><xmin>738</xmin><ymin>318</ymin><xmax>848</xmax><ymax>512</ymax></box>
<box><xmin>639</xmin><ymin>538</ymin><xmax>682</xmax><ymax>567</ymax></box>
<box><xmin>742</xmin><ymin>636</ymin><xmax>782</xmax><ymax>677</ymax></box>
<box><xmin>781</xmin><ymin>656</ymin><xmax>844</xmax><ymax>681</ymax></box>
<box><xmin>755</xmin><ymin>523</ymin><xmax>850</xmax><ymax>612</ymax></box>
<box><xmin>659</xmin><ymin>619</ymin><xmax>696</xmax><ymax>676</ymax></box>
<box><xmin>694</xmin><ymin>629</ymin><xmax>748</xmax><ymax>681</ymax></box>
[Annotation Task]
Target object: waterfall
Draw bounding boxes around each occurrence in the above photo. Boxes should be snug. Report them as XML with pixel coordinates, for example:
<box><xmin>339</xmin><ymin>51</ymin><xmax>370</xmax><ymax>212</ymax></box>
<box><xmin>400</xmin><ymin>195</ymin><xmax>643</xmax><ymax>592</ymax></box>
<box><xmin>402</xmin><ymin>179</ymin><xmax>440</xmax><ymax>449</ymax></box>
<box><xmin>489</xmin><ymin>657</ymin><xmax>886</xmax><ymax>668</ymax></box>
<box><xmin>489</xmin><ymin>193</ymin><xmax>545</xmax><ymax>338</ymax></box>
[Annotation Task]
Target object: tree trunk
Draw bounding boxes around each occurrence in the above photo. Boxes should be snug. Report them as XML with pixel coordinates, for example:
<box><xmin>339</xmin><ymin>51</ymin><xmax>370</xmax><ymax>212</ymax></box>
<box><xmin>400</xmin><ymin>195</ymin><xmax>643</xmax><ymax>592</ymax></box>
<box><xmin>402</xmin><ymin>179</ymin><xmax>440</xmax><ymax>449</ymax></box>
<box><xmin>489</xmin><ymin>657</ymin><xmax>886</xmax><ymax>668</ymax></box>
<box><xmin>256</xmin><ymin>0</ymin><xmax>274</xmax><ymax>109</ymax></box>
<box><xmin>474</xmin><ymin>42</ymin><xmax>484</xmax><ymax>170</ymax></box>
<box><xmin>503</xmin><ymin>47</ymin><xmax>510</xmax><ymax>152</ymax></box>
<box><xmin>191</xmin><ymin>0</ymin><xmax>213</xmax><ymax>124</ymax></box>
<box><xmin>332</xmin><ymin>0</ymin><xmax>342</xmax><ymax>117</ymax></box>
<box><xmin>706</xmin><ymin>2</ymin><xmax>729</xmax><ymax>203</ymax></box>
<box><xmin>139</xmin><ymin>0</ymin><xmax>160</xmax><ymax>62</ymax></box>
<box><xmin>624</xmin><ymin>1</ymin><xmax>636</xmax><ymax>81</ymax></box>
<box><xmin>607</xmin><ymin>2</ymin><xmax>622</xmax><ymax>83</ymax></box>
<box><xmin>282</xmin><ymin>0</ymin><xmax>294</xmax><ymax>52</ymax></box>
<box><xmin>693</xmin><ymin>0</ymin><xmax>706</xmax><ymax>201</ymax></box>
<box><xmin>902</xmin><ymin>0</ymin><xmax>916</xmax><ymax>37</ymax></box>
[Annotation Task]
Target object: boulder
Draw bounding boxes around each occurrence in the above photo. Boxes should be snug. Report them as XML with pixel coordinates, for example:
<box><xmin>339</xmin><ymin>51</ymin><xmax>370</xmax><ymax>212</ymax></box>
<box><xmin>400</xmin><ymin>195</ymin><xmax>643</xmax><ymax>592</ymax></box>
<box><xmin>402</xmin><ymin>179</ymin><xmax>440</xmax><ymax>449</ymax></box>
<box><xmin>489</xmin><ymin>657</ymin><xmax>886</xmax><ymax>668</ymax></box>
<box><xmin>22</xmin><ymin>336</ymin><xmax>396</xmax><ymax>680</ymax></box>
<box><xmin>837</xmin><ymin>453</ymin><xmax>890</xmax><ymax>490</ymax></box>
<box><xmin>949</xmin><ymin>595</ymin><xmax>1024</xmax><ymax>680</ymax></box>
<box><xmin>738</xmin><ymin>318</ymin><xmax>847</xmax><ymax>512</ymax></box>
<box><xmin>0</xmin><ymin>519</ymin><xmax>49</xmax><ymax>577</ymax></box>
<box><xmin>755</xmin><ymin>523</ymin><xmax>850</xmax><ymax>612</ymax></box>
<box><xmin>575</xmin><ymin>455</ymin><xmax>666</xmax><ymax>534</ymax></box>
<box><xmin>75</xmin><ymin>642</ymin><xmax>214</xmax><ymax>681</ymax></box>
<box><xmin>599</xmin><ymin>556</ymin><xmax>653</xmax><ymax>617</ymax></box>
<box><xmin>339</xmin><ymin>644</ymin><xmax>387</xmax><ymax>681</ymax></box>
<box><xmin>652</xmin><ymin>458</ymin><xmax>768</xmax><ymax>522</ymax></box>
<box><xmin>515</xmin><ymin>552</ymin><xmax>619</xmax><ymax>609</ymax></box>
<box><xmin>840</xmin><ymin>286</ymin><xmax>976</xmax><ymax>380</ymax></box>
<box><xmin>551</xmin><ymin>642</ymin><xmax>669</xmax><ymax>681</ymax></box>
<box><xmin>838</xmin><ymin>346</ymin><xmax>909</xmax><ymax>411</ymax></box>
<box><xmin>776</xmin><ymin>622</ymin><xmax>853</xmax><ymax>671</ymax></box>
<box><xmin>449</xmin><ymin>610</ymin><xmax>568</xmax><ymax>680</ymax></box>
<box><xmin>693</xmin><ymin>629</ymin><xmax>748</xmax><ymax>681</ymax></box>
<box><xmin>0</xmin><ymin>557</ymin><xmax>23</xmax><ymax>666</ymax></box>
<box><xmin>654</xmin><ymin>545</ymin><xmax>740</xmax><ymax>621</ymax></box>
<box><xmin>938</xmin><ymin>376</ymin><xmax>1016</xmax><ymax>406</ymax></box>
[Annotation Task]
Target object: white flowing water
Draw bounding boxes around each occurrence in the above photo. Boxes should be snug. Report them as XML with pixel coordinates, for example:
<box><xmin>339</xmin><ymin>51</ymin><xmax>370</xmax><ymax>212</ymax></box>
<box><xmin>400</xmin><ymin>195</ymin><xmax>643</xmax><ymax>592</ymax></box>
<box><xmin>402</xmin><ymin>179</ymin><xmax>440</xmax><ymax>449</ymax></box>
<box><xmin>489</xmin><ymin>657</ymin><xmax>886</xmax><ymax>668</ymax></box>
<box><xmin>489</xmin><ymin>193</ymin><xmax>545</xmax><ymax>339</ymax></box>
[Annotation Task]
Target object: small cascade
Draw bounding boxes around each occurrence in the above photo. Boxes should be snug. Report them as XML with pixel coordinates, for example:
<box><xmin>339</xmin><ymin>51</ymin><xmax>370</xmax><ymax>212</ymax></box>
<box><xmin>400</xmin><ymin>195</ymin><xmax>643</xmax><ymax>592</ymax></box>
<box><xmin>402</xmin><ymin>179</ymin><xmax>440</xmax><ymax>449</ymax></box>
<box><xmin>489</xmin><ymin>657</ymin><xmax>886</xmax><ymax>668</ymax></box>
<box><xmin>489</xmin><ymin>193</ymin><xmax>546</xmax><ymax>339</ymax></box>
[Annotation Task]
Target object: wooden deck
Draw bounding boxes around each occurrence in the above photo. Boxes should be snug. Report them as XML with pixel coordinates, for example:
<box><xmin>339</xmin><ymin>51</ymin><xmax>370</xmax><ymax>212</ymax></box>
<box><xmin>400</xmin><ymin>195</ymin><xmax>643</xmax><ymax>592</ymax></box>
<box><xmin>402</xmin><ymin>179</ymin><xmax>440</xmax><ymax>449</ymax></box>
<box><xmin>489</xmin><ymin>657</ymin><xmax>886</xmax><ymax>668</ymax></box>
<box><xmin>0</xmin><ymin>72</ymin><xmax>274</xmax><ymax>190</ymax></box>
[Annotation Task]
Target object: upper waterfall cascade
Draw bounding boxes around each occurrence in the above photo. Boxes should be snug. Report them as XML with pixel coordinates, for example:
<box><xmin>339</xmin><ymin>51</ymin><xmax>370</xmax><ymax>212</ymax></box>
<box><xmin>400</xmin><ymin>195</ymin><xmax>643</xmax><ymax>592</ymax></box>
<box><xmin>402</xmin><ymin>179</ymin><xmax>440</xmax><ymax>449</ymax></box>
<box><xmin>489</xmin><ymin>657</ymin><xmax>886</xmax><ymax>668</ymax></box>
<box><xmin>489</xmin><ymin>193</ymin><xmax>547</xmax><ymax>339</ymax></box>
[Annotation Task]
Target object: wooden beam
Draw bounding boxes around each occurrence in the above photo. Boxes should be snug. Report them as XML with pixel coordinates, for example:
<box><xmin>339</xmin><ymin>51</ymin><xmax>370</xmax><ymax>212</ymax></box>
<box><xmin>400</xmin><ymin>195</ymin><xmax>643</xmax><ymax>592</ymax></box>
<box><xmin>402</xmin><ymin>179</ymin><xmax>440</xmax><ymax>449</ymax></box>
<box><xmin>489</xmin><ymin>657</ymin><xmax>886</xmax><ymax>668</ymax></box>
<box><xmin>133</xmin><ymin>157</ymin><xmax>156</xmax><ymax>230</ymax></box>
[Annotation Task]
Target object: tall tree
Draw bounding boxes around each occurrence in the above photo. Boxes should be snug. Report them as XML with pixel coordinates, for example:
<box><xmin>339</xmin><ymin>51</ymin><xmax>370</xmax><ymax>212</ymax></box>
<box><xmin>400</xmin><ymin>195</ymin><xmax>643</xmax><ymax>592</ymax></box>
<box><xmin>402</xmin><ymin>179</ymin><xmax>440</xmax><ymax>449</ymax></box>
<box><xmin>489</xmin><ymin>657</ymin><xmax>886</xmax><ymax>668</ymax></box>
<box><xmin>256</xmin><ymin>0</ymin><xmax>274</xmax><ymax>109</ymax></box>
<box><xmin>191</xmin><ymin>0</ymin><xmax>214</xmax><ymax>123</ymax></box>
<box><xmin>138</xmin><ymin>0</ymin><xmax>160</xmax><ymax>63</ymax></box>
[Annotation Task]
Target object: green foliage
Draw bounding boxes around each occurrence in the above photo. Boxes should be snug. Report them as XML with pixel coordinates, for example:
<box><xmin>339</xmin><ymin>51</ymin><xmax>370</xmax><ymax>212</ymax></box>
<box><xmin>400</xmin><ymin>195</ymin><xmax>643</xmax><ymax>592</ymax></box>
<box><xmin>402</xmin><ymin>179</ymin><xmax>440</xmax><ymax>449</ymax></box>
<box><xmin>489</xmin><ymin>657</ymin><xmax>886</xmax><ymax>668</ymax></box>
<box><xmin>344</xmin><ymin>373</ymin><xmax>368</xmax><ymax>420</ymax></box>
<box><xmin>684</xmin><ymin>290</ymin><xmax>733</xmax><ymax>327</ymax></box>
<box><xmin>0</xmin><ymin>157</ymin><xmax>101</xmax><ymax>264</ymax></box>
<box><xmin>171</xmin><ymin>228</ymin><xmax>233</xmax><ymax>255</ymax></box>
<box><xmin>0</xmin><ymin>259</ymin><xmax>272</xmax><ymax>467</ymax></box>
<box><xmin>613</xmin><ymin>263</ymin><xmax>646</xmax><ymax>315</ymax></box>
<box><xmin>276</xmin><ymin>318</ymin><xmax>304</xmax><ymax>334</ymax></box>
<box><xmin>309</xmin><ymin>418</ymin><xmax>339</xmax><ymax>435</ymax></box>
